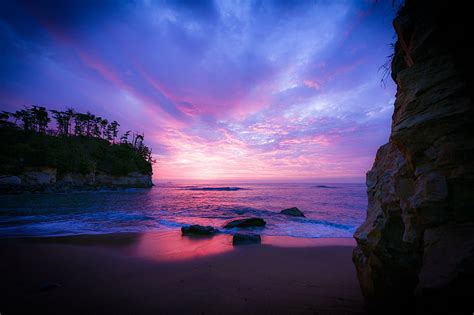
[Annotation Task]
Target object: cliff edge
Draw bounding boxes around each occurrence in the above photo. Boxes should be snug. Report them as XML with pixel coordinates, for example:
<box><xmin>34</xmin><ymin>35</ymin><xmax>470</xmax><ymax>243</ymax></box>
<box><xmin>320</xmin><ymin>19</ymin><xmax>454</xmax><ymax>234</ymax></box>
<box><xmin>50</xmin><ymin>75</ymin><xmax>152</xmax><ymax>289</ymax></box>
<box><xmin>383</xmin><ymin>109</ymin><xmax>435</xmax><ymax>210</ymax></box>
<box><xmin>353</xmin><ymin>0</ymin><xmax>474</xmax><ymax>313</ymax></box>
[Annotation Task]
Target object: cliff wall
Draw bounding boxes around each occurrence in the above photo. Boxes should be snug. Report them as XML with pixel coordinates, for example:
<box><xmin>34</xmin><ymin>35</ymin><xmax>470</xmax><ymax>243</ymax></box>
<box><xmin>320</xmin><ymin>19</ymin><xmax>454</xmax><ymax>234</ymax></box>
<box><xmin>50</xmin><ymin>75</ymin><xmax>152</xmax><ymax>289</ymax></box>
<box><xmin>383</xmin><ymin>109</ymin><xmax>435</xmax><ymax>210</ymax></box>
<box><xmin>0</xmin><ymin>167</ymin><xmax>152</xmax><ymax>194</ymax></box>
<box><xmin>353</xmin><ymin>0</ymin><xmax>474</xmax><ymax>313</ymax></box>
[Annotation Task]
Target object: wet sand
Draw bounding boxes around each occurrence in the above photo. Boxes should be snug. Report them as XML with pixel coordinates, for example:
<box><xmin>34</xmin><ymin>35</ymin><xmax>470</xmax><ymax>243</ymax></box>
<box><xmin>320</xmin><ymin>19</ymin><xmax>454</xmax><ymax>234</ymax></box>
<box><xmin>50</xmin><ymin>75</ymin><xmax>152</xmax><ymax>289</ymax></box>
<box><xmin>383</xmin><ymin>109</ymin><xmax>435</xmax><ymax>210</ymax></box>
<box><xmin>0</xmin><ymin>231</ymin><xmax>365</xmax><ymax>314</ymax></box>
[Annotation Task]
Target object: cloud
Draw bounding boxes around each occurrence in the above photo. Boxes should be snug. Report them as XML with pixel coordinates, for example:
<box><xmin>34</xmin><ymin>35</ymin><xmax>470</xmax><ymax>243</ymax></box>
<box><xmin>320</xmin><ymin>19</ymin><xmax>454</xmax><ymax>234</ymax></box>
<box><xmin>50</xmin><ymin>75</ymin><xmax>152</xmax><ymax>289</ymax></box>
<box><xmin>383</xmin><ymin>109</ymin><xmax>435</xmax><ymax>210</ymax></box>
<box><xmin>0</xmin><ymin>0</ymin><xmax>397</xmax><ymax>181</ymax></box>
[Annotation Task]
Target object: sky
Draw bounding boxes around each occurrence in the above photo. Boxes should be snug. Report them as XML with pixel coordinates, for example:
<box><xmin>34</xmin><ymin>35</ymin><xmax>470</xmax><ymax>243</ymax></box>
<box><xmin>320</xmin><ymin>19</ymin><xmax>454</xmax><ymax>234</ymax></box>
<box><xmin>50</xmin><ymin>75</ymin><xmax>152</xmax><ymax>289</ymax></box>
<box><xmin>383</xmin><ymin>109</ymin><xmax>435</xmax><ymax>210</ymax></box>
<box><xmin>0</xmin><ymin>0</ymin><xmax>397</xmax><ymax>182</ymax></box>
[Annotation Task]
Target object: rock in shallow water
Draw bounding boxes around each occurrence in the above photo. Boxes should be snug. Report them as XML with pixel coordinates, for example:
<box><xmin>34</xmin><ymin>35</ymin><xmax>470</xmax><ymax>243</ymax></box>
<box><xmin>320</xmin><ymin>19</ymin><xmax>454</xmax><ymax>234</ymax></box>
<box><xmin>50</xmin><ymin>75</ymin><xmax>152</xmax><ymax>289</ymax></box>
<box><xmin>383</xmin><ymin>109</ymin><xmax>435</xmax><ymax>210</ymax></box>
<box><xmin>223</xmin><ymin>217</ymin><xmax>266</xmax><ymax>229</ymax></box>
<box><xmin>181</xmin><ymin>225</ymin><xmax>218</xmax><ymax>236</ymax></box>
<box><xmin>280</xmin><ymin>207</ymin><xmax>305</xmax><ymax>217</ymax></box>
<box><xmin>232</xmin><ymin>233</ymin><xmax>261</xmax><ymax>245</ymax></box>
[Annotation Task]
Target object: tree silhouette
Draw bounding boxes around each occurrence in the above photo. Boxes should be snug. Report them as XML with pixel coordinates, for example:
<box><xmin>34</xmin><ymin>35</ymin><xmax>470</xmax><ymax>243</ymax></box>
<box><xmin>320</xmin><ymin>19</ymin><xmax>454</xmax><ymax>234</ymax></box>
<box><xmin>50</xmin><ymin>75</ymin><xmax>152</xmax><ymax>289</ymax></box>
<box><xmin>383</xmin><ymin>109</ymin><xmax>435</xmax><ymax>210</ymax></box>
<box><xmin>1</xmin><ymin>105</ymin><xmax>155</xmax><ymax>166</ymax></box>
<box><xmin>30</xmin><ymin>106</ymin><xmax>50</xmax><ymax>133</ymax></box>
<box><xmin>120</xmin><ymin>130</ymin><xmax>131</xmax><ymax>144</ymax></box>
<box><xmin>107</xmin><ymin>121</ymin><xmax>120</xmax><ymax>143</ymax></box>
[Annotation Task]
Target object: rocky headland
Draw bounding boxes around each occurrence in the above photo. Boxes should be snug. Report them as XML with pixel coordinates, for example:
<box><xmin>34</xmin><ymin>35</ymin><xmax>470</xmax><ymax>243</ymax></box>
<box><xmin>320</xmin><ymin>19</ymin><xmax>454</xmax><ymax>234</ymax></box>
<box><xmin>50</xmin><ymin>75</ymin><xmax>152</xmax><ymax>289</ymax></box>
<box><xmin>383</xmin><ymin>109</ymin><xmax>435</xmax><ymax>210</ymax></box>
<box><xmin>0</xmin><ymin>107</ymin><xmax>154</xmax><ymax>194</ymax></box>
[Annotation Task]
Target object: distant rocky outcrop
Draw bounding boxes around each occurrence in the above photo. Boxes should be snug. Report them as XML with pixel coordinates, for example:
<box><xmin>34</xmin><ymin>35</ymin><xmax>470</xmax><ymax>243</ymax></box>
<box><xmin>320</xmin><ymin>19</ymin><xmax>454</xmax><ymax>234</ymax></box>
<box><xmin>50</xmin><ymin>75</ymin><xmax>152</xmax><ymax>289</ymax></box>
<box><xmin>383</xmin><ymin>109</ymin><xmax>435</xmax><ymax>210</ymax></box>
<box><xmin>280</xmin><ymin>207</ymin><xmax>305</xmax><ymax>217</ymax></box>
<box><xmin>353</xmin><ymin>0</ymin><xmax>474</xmax><ymax>313</ymax></box>
<box><xmin>223</xmin><ymin>218</ymin><xmax>266</xmax><ymax>229</ymax></box>
<box><xmin>232</xmin><ymin>233</ymin><xmax>261</xmax><ymax>245</ymax></box>
<box><xmin>181</xmin><ymin>225</ymin><xmax>219</xmax><ymax>236</ymax></box>
<box><xmin>311</xmin><ymin>185</ymin><xmax>337</xmax><ymax>189</ymax></box>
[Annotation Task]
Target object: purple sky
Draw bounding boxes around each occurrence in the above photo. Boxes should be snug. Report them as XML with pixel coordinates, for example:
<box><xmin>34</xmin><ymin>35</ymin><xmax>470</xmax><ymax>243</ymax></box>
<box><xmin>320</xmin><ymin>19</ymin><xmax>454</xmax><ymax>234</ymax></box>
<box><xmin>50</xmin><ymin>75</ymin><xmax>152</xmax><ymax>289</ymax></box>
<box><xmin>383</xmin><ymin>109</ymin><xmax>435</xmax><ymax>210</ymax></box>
<box><xmin>0</xmin><ymin>0</ymin><xmax>397</xmax><ymax>182</ymax></box>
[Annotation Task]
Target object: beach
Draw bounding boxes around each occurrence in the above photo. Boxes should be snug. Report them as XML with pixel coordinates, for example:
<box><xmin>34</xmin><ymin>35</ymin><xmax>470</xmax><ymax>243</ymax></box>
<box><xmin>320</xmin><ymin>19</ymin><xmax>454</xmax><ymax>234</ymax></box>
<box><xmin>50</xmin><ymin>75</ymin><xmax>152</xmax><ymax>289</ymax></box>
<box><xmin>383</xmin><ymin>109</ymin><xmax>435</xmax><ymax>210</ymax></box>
<box><xmin>1</xmin><ymin>231</ymin><xmax>365</xmax><ymax>314</ymax></box>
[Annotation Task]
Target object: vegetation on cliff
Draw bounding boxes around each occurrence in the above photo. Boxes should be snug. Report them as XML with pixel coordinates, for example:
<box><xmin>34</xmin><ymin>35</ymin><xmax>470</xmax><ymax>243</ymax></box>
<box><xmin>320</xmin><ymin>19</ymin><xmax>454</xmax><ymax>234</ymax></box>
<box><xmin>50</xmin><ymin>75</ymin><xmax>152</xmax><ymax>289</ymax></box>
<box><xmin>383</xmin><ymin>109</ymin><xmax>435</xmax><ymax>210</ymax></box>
<box><xmin>0</xmin><ymin>106</ymin><xmax>154</xmax><ymax>176</ymax></box>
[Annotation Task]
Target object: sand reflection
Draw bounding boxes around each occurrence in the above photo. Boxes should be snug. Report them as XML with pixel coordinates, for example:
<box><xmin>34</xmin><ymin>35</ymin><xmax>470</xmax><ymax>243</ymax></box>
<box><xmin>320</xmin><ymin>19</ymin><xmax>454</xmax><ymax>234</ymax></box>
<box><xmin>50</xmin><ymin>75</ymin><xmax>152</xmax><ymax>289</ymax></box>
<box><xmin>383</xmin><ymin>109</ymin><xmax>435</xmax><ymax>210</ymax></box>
<box><xmin>133</xmin><ymin>230</ymin><xmax>234</xmax><ymax>262</ymax></box>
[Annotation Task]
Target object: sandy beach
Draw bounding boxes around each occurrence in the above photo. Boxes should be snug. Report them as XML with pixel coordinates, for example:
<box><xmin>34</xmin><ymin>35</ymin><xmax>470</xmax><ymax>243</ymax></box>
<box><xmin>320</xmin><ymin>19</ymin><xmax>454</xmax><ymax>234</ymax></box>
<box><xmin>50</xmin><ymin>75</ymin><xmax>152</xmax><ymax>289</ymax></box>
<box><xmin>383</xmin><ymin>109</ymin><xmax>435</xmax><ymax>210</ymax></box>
<box><xmin>1</xmin><ymin>231</ymin><xmax>365</xmax><ymax>314</ymax></box>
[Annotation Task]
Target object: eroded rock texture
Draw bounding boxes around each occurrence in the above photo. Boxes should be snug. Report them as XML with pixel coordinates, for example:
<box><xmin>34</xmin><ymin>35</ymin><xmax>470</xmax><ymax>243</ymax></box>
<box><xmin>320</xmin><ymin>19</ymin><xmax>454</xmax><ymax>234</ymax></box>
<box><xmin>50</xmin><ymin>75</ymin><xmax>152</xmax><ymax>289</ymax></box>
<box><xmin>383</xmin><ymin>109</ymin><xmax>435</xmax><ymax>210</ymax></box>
<box><xmin>353</xmin><ymin>0</ymin><xmax>474</xmax><ymax>313</ymax></box>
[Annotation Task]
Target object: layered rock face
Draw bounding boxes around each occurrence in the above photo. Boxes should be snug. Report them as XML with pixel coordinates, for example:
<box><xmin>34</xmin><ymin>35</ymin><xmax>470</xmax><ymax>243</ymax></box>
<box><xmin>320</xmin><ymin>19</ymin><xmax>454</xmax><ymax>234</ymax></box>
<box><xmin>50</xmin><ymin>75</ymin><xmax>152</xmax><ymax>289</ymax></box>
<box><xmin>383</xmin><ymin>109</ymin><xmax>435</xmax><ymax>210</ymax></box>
<box><xmin>353</xmin><ymin>0</ymin><xmax>474</xmax><ymax>312</ymax></box>
<box><xmin>0</xmin><ymin>167</ymin><xmax>152</xmax><ymax>193</ymax></box>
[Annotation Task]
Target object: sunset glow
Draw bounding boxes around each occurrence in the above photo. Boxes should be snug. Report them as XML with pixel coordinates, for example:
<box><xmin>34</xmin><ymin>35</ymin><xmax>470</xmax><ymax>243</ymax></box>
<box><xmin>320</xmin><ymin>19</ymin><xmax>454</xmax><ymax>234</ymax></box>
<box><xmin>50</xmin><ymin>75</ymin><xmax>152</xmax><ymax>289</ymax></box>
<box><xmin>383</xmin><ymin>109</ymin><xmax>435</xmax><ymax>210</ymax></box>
<box><xmin>0</xmin><ymin>1</ymin><xmax>396</xmax><ymax>181</ymax></box>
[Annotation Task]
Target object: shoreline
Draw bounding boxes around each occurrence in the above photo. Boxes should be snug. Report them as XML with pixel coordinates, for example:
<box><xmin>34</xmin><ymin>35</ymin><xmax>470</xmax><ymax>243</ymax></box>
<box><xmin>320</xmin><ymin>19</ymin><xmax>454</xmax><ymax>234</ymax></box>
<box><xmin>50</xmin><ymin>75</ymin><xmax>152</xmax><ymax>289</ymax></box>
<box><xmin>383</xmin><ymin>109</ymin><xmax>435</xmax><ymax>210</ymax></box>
<box><xmin>1</xmin><ymin>231</ymin><xmax>365</xmax><ymax>314</ymax></box>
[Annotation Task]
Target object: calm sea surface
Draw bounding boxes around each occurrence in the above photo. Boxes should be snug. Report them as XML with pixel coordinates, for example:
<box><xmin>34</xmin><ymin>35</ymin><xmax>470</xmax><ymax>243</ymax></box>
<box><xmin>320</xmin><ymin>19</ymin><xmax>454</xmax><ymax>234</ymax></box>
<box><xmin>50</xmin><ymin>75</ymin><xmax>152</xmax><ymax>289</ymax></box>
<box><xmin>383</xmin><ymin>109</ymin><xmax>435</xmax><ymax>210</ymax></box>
<box><xmin>0</xmin><ymin>183</ymin><xmax>367</xmax><ymax>238</ymax></box>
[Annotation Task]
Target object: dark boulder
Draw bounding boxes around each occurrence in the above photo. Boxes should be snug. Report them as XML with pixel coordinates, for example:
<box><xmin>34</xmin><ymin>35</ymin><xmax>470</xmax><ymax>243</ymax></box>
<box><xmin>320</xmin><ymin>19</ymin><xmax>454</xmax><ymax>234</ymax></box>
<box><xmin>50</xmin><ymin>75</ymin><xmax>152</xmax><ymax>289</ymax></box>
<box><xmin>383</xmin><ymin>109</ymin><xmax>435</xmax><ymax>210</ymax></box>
<box><xmin>223</xmin><ymin>217</ymin><xmax>266</xmax><ymax>229</ymax></box>
<box><xmin>280</xmin><ymin>207</ymin><xmax>305</xmax><ymax>217</ymax></box>
<box><xmin>181</xmin><ymin>225</ymin><xmax>218</xmax><ymax>236</ymax></box>
<box><xmin>232</xmin><ymin>233</ymin><xmax>261</xmax><ymax>245</ymax></box>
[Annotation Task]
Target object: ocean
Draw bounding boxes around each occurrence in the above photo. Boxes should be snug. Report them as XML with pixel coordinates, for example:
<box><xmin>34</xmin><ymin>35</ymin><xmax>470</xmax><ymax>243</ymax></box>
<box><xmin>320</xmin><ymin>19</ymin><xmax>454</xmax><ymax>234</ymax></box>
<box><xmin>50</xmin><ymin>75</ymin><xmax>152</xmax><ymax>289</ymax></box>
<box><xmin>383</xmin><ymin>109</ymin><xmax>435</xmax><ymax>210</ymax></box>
<box><xmin>0</xmin><ymin>183</ymin><xmax>367</xmax><ymax>238</ymax></box>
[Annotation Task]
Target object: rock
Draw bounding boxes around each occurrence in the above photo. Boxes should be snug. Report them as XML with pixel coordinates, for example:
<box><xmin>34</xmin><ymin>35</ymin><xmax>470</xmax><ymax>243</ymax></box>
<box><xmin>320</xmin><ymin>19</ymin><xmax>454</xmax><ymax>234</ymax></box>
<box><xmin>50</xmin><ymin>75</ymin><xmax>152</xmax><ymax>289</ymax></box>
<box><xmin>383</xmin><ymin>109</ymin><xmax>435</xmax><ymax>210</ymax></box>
<box><xmin>232</xmin><ymin>233</ymin><xmax>261</xmax><ymax>245</ymax></box>
<box><xmin>280</xmin><ymin>207</ymin><xmax>305</xmax><ymax>217</ymax></box>
<box><xmin>188</xmin><ymin>187</ymin><xmax>243</xmax><ymax>191</ymax></box>
<box><xmin>1</xmin><ymin>169</ymin><xmax>152</xmax><ymax>195</ymax></box>
<box><xmin>223</xmin><ymin>218</ymin><xmax>266</xmax><ymax>229</ymax></box>
<box><xmin>353</xmin><ymin>0</ymin><xmax>474</xmax><ymax>312</ymax></box>
<box><xmin>181</xmin><ymin>225</ymin><xmax>218</xmax><ymax>236</ymax></box>
<box><xmin>95</xmin><ymin>172</ymin><xmax>152</xmax><ymax>188</ymax></box>
<box><xmin>417</xmin><ymin>223</ymin><xmax>474</xmax><ymax>293</ymax></box>
<box><xmin>0</xmin><ymin>175</ymin><xmax>21</xmax><ymax>185</ymax></box>
<box><xmin>21</xmin><ymin>167</ymin><xmax>56</xmax><ymax>185</ymax></box>
<box><xmin>312</xmin><ymin>185</ymin><xmax>336</xmax><ymax>189</ymax></box>
<box><xmin>57</xmin><ymin>172</ymin><xmax>95</xmax><ymax>186</ymax></box>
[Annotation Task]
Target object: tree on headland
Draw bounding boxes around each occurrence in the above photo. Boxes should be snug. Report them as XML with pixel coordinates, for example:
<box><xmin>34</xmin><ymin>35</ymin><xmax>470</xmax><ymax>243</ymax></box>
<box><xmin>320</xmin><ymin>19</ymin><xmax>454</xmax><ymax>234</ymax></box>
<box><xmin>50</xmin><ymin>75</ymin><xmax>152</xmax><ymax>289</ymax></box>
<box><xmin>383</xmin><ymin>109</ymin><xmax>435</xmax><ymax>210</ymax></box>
<box><xmin>1</xmin><ymin>105</ymin><xmax>155</xmax><ymax>166</ymax></box>
<box><xmin>107</xmin><ymin>120</ymin><xmax>120</xmax><ymax>143</ymax></box>
<box><xmin>51</xmin><ymin>110</ymin><xmax>69</xmax><ymax>136</ymax></box>
<box><xmin>99</xmin><ymin>118</ymin><xmax>108</xmax><ymax>139</ymax></box>
<box><xmin>30</xmin><ymin>106</ymin><xmax>50</xmax><ymax>133</ymax></box>
<box><xmin>12</xmin><ymin>108</ymin><xmax>33</xmax><ymax>131</ymax></box>
<box><xmin>120</xmin><ymin>130</ymin><xmax>131</xmax><ymax>144</ymax></box>
<box><xmin>0</xmin><ymin>111</ymin><xmax>9</xmax><ymax>122</ymax></box>
<box><xmin>0</xmin><ymin>111</ymin><xmax>15</xmax><ymax>128</ymax></box>
<box><xmin>65</xmin><ymin>108</ymin><xmax>75</xmax><ymax>135</ymax></box>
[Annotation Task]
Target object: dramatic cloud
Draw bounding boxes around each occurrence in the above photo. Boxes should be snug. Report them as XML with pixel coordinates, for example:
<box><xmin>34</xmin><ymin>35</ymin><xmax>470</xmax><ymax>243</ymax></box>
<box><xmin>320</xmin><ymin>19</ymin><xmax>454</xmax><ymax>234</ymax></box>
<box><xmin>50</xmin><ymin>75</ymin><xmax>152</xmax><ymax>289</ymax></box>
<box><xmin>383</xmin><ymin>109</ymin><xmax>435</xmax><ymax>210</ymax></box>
<box><xmin>0</xmin><ymin>0</ymin><xmax>397</xmax><ymax>182</ymax></box>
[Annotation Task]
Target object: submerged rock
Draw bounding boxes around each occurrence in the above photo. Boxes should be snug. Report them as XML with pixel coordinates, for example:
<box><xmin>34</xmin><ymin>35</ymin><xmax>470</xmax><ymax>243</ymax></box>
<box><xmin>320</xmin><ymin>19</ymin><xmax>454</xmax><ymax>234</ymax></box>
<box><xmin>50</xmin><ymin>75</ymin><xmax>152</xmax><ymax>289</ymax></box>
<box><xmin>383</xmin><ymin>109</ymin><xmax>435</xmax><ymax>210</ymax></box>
<box><xmin>181</xmin><ymin>225</ymin><xmax>218</xmax><ymax>236</ymax></box>
<box><xmin>223</xmin><ymin>217</ymin><xmax>266</xmax><ymax>229</ymax></box>
<box><xmin>280</xmin><ymin>207</ymin><xmax>305</xmax><ymax>217</ymax></box>
<box><xmin>232</xmin><ymin>233</ymin><xmax>261</xmax><ymax>245</ymax></box>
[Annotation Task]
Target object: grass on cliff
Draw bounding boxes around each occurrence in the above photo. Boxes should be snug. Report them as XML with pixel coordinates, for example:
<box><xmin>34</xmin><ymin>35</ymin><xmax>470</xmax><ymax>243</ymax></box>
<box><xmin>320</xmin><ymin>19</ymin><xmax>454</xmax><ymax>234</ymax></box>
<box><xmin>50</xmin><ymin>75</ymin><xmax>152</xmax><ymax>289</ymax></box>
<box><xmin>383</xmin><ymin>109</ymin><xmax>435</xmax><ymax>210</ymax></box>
<box><xmin>0</xmin><ymin>126</ymin><xmax>152</xmax><ymax>176</ymax></box>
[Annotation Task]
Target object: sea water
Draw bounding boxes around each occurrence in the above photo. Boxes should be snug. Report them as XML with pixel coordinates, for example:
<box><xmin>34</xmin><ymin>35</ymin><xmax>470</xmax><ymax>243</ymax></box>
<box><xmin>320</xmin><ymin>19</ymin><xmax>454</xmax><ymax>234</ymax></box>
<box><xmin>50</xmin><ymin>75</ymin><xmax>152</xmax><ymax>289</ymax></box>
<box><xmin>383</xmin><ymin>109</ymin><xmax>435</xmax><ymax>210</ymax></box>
<box><xmin>0</xmin><ymin>183</ymin><xmax>367</xmax><ymax>238</ymax></box>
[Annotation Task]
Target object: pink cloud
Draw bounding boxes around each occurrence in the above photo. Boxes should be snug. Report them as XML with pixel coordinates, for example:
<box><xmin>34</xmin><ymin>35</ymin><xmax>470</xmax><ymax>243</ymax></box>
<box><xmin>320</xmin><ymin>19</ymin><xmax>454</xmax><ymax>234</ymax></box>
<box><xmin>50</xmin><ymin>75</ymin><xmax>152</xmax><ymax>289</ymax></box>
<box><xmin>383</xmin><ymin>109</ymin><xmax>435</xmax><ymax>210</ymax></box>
<box><xmin>303</xmin><ymin>79</ymin><xmax>321</xmax><ymax>90</ymax></box>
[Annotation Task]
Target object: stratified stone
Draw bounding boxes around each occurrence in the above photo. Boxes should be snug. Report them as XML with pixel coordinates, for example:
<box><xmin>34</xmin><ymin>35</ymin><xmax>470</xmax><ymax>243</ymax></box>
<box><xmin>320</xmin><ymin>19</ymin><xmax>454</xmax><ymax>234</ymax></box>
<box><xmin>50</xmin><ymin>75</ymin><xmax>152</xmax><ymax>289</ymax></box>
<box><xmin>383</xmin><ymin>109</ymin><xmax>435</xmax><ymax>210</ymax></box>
<box><xmin>0</xmin><ymin>176</ymin><xmax>21</xmax><ymax>185</ymax></box>
<box><xmin>353</xmin><ymin>0</ymin><xmax>474</xmax><ymax>312</ymax></box>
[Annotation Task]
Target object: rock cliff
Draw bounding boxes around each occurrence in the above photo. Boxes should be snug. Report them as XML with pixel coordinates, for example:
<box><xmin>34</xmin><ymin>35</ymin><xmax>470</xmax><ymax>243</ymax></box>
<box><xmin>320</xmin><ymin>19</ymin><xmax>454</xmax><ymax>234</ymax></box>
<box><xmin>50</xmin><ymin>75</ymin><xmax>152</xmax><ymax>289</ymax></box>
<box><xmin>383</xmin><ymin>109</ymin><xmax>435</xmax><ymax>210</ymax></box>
<box><xmin>0</xmin><ymin>167</ymin><xmax>152</xmax><ymax>194</ymax></box>
<box><xmin>353</xmin><ymin>0</ymin><xmax>474</xmax><ymax>313</ymax></box>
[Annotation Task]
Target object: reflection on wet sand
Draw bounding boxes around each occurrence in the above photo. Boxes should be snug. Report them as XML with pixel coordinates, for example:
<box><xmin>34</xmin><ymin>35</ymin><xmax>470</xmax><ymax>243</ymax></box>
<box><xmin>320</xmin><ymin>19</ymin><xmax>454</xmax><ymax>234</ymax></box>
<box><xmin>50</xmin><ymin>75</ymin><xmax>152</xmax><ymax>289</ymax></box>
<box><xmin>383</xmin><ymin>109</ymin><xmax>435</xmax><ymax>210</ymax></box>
<box><xmin>131</xmin><ymin>230</ymin><xmax>357</xmax><ymax>262</ymax></box>
<box><xmin>133</xmin><ymin>230</ymin><xmax>234</xmax><ymax>261</ymax></box>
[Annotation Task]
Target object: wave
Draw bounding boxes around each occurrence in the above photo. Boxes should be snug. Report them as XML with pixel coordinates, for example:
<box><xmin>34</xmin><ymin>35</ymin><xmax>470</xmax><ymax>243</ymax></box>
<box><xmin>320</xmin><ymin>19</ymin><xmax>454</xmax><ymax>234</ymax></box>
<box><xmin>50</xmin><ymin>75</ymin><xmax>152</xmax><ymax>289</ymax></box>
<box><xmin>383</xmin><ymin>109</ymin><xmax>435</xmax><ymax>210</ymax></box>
<box><xmin>311</xmin><ymin>185</ymin><xmax>338</xmax><ymax>189</ymax></box>
<box><xmin>185</xmin><ymin>187</ymin><xmax>246</xmax><ymax>191</ymax></box>
<box><xmin>305</xmin><ymin>219</ymin><xmax>353</xmax><ymax>231</ymax></box>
